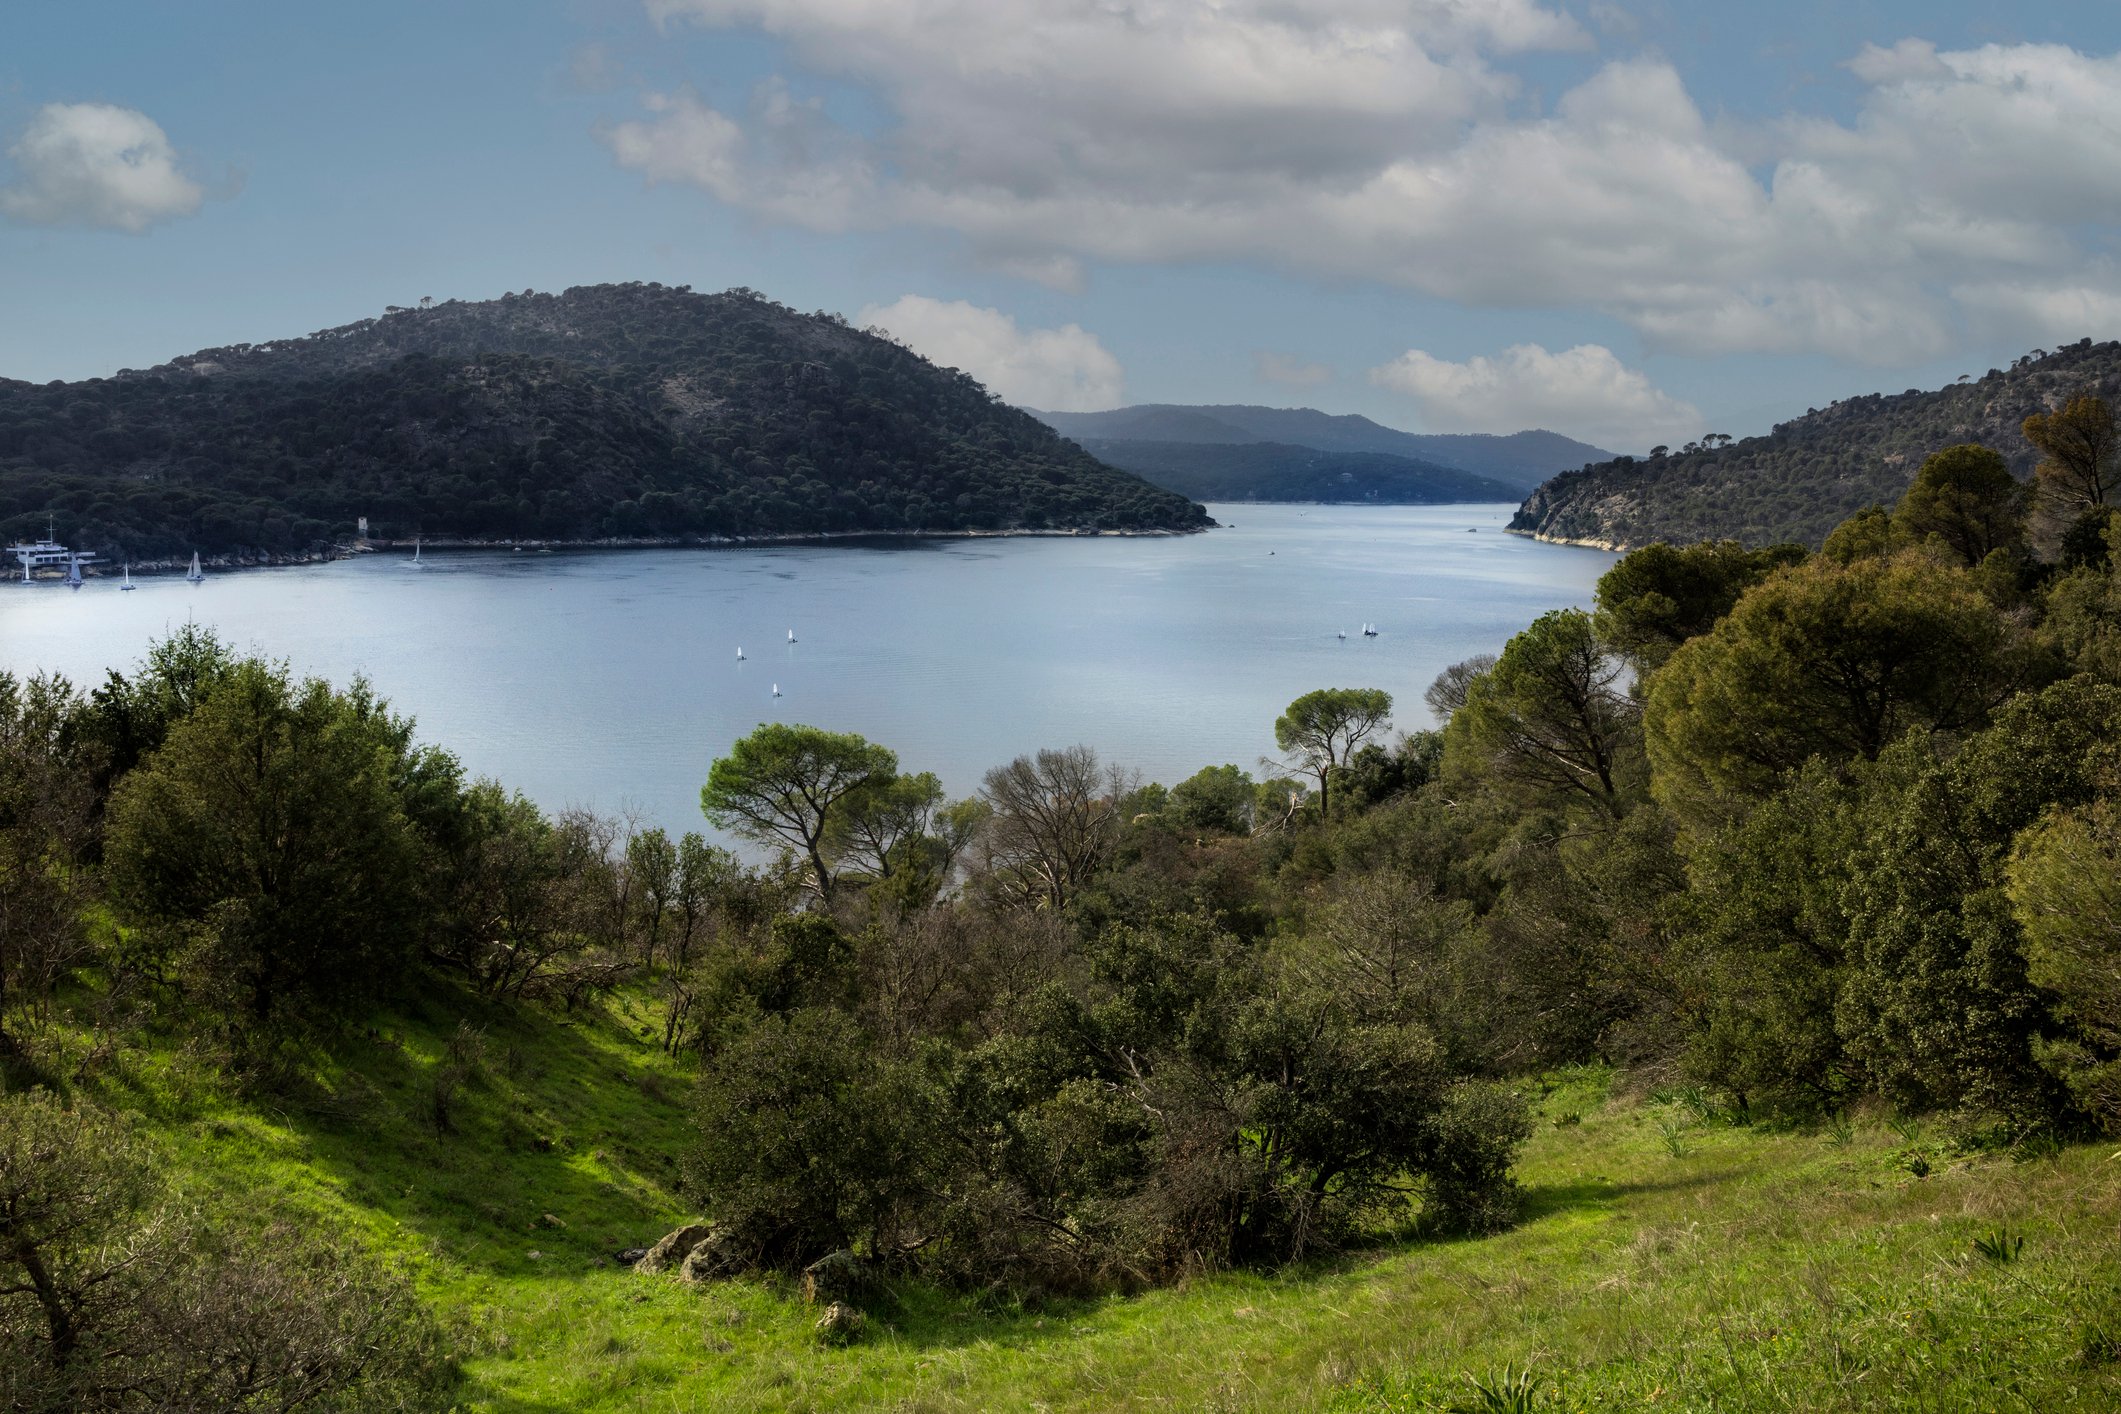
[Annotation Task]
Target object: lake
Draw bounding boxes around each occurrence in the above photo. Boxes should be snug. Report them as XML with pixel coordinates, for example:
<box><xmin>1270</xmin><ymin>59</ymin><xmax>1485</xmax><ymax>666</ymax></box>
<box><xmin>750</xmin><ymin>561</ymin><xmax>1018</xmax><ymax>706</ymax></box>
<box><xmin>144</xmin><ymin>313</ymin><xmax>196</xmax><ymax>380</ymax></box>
<box><xmin>0</xmin><ymin>504</ymin><xmax>1614</xmax><ymax>831</ymax></box>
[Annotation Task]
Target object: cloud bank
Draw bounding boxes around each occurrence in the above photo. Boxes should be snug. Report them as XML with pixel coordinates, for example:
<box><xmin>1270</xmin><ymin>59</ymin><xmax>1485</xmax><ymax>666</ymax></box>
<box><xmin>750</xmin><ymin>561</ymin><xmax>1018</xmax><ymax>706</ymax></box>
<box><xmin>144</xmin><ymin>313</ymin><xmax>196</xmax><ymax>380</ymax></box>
<box><xmin>1</xmin><ymin>103</ymin><xmax>205</xmax><ymax>233</ymax></box>
<box><xmin>1369</xmin><ymin>343</ymin><xmax>1700</xmax><ymax>449</ymax></box>
<box><xmin>607</xmin><ymin>6</ymin><xmax>2121</xmax><ymax>361</ymax></box>
<box><xmin>857</xmin><ymin>295</ymin><xmax>1124</xmax><ymax>412</ymax></box>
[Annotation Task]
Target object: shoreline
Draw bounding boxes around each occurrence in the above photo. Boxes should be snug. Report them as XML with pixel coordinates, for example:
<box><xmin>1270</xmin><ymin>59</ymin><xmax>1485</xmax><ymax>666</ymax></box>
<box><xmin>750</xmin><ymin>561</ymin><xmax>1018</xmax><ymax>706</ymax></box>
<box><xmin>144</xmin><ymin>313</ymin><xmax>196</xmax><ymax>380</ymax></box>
<box><xmin>1502</xmin><ymin>526</ymin><xmax>1630</xmax><ymax>553</ymax></box>
<box><xmin>48</xmin><ymin>522</ymin><xmax>1215</xmax><ymax>580</ymax></box>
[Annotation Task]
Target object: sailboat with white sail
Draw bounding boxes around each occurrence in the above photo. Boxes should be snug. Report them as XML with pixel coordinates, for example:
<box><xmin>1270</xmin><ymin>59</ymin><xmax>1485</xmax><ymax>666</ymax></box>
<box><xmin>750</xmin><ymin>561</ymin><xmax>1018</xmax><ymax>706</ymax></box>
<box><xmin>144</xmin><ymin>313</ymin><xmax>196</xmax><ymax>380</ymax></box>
<box><xmin>120</xmin><ymin>564</ymin><xmax>135</xmax><ymax>591</ymax></box>
<box><xmin>186</xmin><ymin>552</ymin><xmax>204</xmax><ymax>584</ymax></box>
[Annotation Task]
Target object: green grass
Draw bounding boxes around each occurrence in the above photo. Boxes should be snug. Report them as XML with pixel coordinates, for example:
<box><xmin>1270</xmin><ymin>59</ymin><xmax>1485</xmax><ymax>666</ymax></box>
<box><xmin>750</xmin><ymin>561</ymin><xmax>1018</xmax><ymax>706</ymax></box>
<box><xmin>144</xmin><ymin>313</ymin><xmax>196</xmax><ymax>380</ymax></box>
<box><xmin>26</xmin><ymin>996</ymin><xmax>2121</xmax><ymax>1412</ymax></box>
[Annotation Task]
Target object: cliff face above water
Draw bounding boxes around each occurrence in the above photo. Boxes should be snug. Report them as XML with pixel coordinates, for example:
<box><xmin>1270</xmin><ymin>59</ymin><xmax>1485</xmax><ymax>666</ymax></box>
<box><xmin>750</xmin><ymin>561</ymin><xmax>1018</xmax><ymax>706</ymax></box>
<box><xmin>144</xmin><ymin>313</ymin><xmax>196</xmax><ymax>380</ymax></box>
<box><xmin>0</xmin><ymin>283</ymin><xmax>1209</xmax><ymax>560</ymax></box>
<box><xmin>1508</xmin><ymin>339</ymin><xmax>2121</xmax><ymax>551</ymax></box>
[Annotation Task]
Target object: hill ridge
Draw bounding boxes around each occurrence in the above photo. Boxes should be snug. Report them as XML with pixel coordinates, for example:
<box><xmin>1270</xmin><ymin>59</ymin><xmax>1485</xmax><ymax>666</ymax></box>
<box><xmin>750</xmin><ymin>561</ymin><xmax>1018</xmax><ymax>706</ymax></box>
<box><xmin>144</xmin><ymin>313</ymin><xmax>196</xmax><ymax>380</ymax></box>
<box><xmin>1510</xmin><ymin>338</ymin><xmax>2121</xmax><ymax>550</ymax></box>
<box><xmin>1030</xmin><ymin>403</ymin><xmax>1610</xmax><ymax>493</ymax></box>
<box><xmin>0</xmin><ymin>282</ymin><xmax>1209</xmax><ymax>561</ymax></box>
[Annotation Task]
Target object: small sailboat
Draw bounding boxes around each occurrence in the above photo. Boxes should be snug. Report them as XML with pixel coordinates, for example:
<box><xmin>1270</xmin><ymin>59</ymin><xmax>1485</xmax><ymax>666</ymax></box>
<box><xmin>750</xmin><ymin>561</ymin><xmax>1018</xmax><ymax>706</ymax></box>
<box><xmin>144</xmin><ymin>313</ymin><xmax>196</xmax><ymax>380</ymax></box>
<box><xmin>186</xmin><ymin>552</ymin><xmax>204</xmax><ymax>584</ymax></box>
<box><xmin>1362</xmin><ymin>623</ymin><xmax>1379</xmax><ymax>638</ymax></box>
<box><xmin>736</xmin><ymin>646</ymin><xmax>745</xmax><ymax>661</ymax></box>
<box><xmin>772</xmin><ymin>683</ymin><xmax>782</xmax><ymax>698</ymax></box>
<box><xmin>66</xmin><ymin>556</ymin><xmax>82</xmax><ymax>589</ymax></box>
<box><xmin>1337</xmin><ymin>629</ymin><xmax>1346</xmax><ymax>640</ymax></box>
<box><xmin>787</xmin><ymin>628</ymin><xmax>796</xmax><ymax>644</ymax></box>
<box><xmin>410</xmin><ymin>538</ymin><xmax>423</xmax><ymax>566</ymax></box>
<box><xmin>120</xmin><ymin>564</ymin><xmax>135</xmax><ymax>591</ymax></box>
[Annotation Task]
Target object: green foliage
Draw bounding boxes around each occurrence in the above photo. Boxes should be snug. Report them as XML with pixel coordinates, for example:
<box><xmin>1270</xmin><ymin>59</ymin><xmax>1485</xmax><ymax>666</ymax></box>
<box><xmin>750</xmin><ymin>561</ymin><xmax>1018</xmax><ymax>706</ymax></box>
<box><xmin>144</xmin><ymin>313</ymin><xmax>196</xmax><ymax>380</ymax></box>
<box><xmin>1510</xmin><ymin>339</ymin><xmax>2121</xmax><ymax>550</ymax></box>
<box><xmin>1166</xmin><ymin>763</ymin><xmax>1256</xmax><ymax>834</ymax></box>
<box><xmin>1893</xmin><ymin>443</ymin><xmax>2027</xmax><ymax>568</ymax></box>
<box><xmin>0</xmin><ymin>1090</ymin><xmax>452</xmax><ymax>1411</ymax></box>
<box><xmin>1645</xmin><ymin>552</ymin><xmax>2009</xmax><ymax>817</ymax></box>
<box><xmin>2007</xmin><ymin>797</ymin><xmax>2121</xmax><ymax>1129</ymax></box>
<box><xmin>1973</xmin><ymin>1227</ymin><xmax>2027</xmax><ymax>1264</ymax></box>
<box><xmin>2024</xmin><ymin>392</ymin><xmax>2121</xmax><ymax>524</ymax></box>
<box><xmin>1275</xmin><ymin>688</ymin><xmax>1394</xmax><ymax>821</ymax></box>
<box><xmin>102</xmin><ymin>659</ymin><xmax>430</xmax><ymax>1028</ymax></box>
<box><xmin>1837</xmin><ymin>680</ymin><xmax>2121</xmax><ymax>1119</ymax></box>
<box><xmin>1451</xmin><ymin>1362</ymin><xmax>1549</xmax><ymax>1414</ymax></box>
<box><xmin>1445</xmin><ymin>609</ymin><xmax>1640</xmax><ymax>817</ymax></box>
<box><xmin>684</xmin><ymin>1007</ymin><xmax>937</xmax><ymax>1269</ymax></box>
<box><xmin>1593</xmin><ymin>539</ymin><xmax>1806</xmax><ymax>671</ymax></box>
<box><xmin>701</xmin><ymin>722</ymin><xmax>897</xmax><ymax>902</ymax></box>
<box><xmin>0</xmin><ymin>283</ymin><xmax>1209</xmax><ymax>561</ymax></box>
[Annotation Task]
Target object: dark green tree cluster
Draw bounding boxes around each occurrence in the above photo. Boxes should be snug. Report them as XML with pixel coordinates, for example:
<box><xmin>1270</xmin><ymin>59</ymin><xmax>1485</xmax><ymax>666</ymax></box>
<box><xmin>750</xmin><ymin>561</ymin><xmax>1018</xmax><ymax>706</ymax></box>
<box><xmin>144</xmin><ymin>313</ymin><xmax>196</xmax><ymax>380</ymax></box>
<box><xmin>1511</xmin><ymin>346</ymin><xmax>2121</xmax><ymax>550</ymax></box>
<box><xmin>0</xmin><ymin>283</ymin><xmax>1209</xmax><ymax>562</ymax></box>
<box><xmin>1458</xmin><ymin>445</ymin><xmax>2121</xmax><ymax>1131</ymax></box>
<box><xmin>679</xmin><ymin>722</ymin><xmax>1529</xmax><ymax>1292</ymax></box>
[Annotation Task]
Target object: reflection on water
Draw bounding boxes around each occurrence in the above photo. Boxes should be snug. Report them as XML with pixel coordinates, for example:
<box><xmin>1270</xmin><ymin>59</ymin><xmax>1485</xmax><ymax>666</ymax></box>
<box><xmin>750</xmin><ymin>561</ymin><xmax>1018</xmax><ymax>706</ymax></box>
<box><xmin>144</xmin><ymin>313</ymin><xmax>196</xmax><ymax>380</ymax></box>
<box><xmin>0</xmin><ymin>504</ymin><xmax>1613</xmax><ymax>831</ymax></box>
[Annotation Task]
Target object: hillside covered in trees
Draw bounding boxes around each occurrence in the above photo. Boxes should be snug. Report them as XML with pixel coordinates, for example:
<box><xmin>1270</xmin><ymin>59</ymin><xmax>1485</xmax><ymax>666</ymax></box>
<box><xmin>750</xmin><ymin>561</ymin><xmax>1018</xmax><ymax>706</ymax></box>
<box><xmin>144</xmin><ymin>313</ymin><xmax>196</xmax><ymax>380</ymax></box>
<box><xmin>0</xmin><ymin>283</ymin><xmax>1209</xmax><ymax>562</ymax></box>
<box><xmin>1511</xmin><ymin>339</ymin><xmax>2121</xmax><ymax>549</ymax></box>
<box><xmin>1033</xmin><ymin>404</ymin><xmax>1608</xmax><ymax>494</ymax></box>
<box><xmin>1073</xmin><ymin>436</ymin><xmax>1517</xmax><ymax>503</ymax></box>
<box><xmin>7</xmin><ymin>419</ymin><xmax>2121</xmax><ymax>1406</ymax></box>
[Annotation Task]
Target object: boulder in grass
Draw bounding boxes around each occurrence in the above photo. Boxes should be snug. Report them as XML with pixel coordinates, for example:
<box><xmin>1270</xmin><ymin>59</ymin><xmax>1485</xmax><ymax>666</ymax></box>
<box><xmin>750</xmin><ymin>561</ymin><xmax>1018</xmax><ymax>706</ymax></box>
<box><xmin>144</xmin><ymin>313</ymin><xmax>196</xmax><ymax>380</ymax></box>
<box><xmin>800</xmin><ymin>1250</ymin><xmax>876</xmax><ymax>1308</ymax></box>
<box><xmin>615</xmin><ymin>1247</ymin><xmax>651</xmax><ymax>1266</ymax></box>
<box><xmin>635</xmin><ymin>1223</ymin><xmax>712</xmax><ymax>1275</ymax></box>
<box><xmin>814</xmin><ymin>1302</ymin><xmax>865</xmax><ymax>1344</ymax></box>
<box><xmin>678</xmin><ymin>1232</ymin><xmax>741</xmax><ymax>1284</ymax></box>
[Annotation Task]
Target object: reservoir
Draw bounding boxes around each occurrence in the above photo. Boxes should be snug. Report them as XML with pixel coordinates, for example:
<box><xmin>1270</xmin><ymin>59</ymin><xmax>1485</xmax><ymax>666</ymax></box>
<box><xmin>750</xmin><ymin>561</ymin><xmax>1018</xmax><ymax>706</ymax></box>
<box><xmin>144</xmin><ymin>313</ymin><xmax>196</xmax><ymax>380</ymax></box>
<box><xmin>0</xmin><ymin>503</ymin><xmax>1613</xmax><ymax>831</ymax></box>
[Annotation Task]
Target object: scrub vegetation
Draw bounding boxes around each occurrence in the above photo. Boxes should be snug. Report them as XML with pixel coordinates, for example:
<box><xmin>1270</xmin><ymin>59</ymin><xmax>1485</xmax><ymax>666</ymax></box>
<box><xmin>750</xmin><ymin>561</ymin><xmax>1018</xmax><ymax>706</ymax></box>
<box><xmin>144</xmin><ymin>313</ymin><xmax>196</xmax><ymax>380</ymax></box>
<box><xmin>6</xmin><ymin>414</ymin><xmax>2121</xmax><ymax>1409</ymax></box>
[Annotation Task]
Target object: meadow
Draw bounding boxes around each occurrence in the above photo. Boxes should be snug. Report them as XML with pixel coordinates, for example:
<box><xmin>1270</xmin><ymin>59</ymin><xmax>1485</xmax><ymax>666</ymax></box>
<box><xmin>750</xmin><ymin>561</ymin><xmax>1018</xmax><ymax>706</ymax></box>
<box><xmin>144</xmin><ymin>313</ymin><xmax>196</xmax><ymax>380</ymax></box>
<box><xmin>36</xmin><ymin>979</ymin><xmax>2116</xmax><ymax>1413</ymax></box>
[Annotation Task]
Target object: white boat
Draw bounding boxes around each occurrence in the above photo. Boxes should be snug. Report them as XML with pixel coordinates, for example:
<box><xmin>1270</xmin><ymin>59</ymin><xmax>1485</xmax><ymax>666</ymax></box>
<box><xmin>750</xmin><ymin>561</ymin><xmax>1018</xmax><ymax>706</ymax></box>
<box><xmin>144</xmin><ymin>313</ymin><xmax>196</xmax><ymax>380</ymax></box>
<box><xmin>772</xmin><ymin>683</ymin><xmax>782</xmax><ymax>697</ymax></box>
<box><xmin>787</xmin><ymin>628</ymin><xmax>796</xmax><ymax>643</ymax></box>
<box><xmin>186</xmin><ymin>552</ymin><xmax>204</xmax><ymax>584</ymax></box>
<box><xmin>1337</xmin><ymin>629</ymin><xmax>1346</xmax><ymax>640</ymax></box>
<box><xmin>410</xmin><ymin>538</ymin><xmax>423</xmax><ymax>566</ymax></box>
<box><xmin>1362</xmin><ymin>623</ymin><xmax>1379</xmax><ymax>637</ymax></box>
<box><xmin>737</xmin><ymin>646</ymin><xmax>745</xmax><ymax>661</ymax></box>
<box><xmin>120</xmin><ymin>564</ymin><xmax>135</xmax><ymax>591</ymax></box>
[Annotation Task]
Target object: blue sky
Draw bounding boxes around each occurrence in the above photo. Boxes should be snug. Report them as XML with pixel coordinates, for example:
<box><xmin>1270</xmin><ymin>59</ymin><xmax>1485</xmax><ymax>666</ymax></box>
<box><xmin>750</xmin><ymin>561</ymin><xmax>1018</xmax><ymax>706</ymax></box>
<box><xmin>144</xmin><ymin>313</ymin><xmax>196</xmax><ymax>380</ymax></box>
<box><xmin>4</xmin><ymin>0</ymin><xmax>2120</xmax><ymax>451</ymax></box>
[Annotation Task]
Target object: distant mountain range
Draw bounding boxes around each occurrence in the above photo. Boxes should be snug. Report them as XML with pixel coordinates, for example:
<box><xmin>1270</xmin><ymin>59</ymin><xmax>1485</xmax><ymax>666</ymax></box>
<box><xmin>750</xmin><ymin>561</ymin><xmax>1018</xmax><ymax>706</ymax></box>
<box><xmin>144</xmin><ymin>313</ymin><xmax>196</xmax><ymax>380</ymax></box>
<box><xmin>1032</xmin><ymin>404</ymin><xmax>1612</xmax><ymax>497</ymax></box>
<box><xmin>1510</xmin><ymin>339</ymin><xmax>2121</xmax><ymax>551</ymax></box>
<box><xmin>1072</xmin><ymin>439</ymin><xmax>1517</xmax><ymax>505</ymax></box>
<box><xmin>0</xmin><ymin>283</ymin><xmax>1208</xmax><ymax>562</ymax></box>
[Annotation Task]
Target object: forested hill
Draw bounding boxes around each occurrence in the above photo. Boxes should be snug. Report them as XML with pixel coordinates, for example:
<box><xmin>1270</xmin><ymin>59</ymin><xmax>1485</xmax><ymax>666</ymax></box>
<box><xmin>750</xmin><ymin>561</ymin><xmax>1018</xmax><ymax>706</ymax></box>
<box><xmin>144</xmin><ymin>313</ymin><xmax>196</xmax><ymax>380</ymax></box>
<box><xmin>1032</xmin><ymin>404</ymin><xmax>1608</xmax><ymax>493</ymax></box>
<box><xmin>1077</xmin><ymin>437</ymin><xmax>1517</xmax><ymax>504</ymax></box>
<box><xmin>1510</xmin><ymin>338</ymin><xmax>2121</xmax><ymax>550</ymax></box>
<box><xmin>0</xmin><ymin>283</ymin><xmax>1210</xmax><ymax>562</ymax></box>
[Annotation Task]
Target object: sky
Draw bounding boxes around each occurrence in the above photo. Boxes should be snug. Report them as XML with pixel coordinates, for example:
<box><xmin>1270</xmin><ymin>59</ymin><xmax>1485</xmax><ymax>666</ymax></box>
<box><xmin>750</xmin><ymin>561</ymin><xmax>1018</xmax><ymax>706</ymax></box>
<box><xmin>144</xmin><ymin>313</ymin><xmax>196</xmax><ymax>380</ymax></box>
<box><xmin>4</xmin><ymin>0</ymin><xmax>2121</xmax><ymax>453</ymax></box>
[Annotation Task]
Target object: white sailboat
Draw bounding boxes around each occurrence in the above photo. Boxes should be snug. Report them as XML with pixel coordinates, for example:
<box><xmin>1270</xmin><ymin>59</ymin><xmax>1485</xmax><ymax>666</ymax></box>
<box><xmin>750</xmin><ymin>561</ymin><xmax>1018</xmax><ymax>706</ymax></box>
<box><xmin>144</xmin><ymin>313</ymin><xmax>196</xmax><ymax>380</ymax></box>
<box><xmin>410</xmin><ymin>538</ymin><xmax>423</xmax><ymax>566</ymax></box>
<box><xmin>736</xmin><ymin>646</ymin><xmax>745</xmax><ymax>661</ymax></box>
<box><xmin>1337</xmin><ymin>629</ymin><xmax>1346</xmax><ymax>640</ymax></box>
<box><xmin>65</xmin><ymin>556</ymin><xmax>82</xmax><ymax>589</ymax></box>
<box><xmin>120</xmin><ymin>563</ymin><xmax>135</xmax><ymax>591</ymax></box>
<box><xmin>772</xmin><ymin>683</ymin><xmax>782</xmax><ymax>697</ymax></box>
<box><xmin>186</xmin><ymin>552</ymin><xmax>204</xmax><ymax>584</ymax></box>
<box><xmin>787</xmin><ymin>628</ymin><xmax>796</xmax><ymax>644</ymax></box>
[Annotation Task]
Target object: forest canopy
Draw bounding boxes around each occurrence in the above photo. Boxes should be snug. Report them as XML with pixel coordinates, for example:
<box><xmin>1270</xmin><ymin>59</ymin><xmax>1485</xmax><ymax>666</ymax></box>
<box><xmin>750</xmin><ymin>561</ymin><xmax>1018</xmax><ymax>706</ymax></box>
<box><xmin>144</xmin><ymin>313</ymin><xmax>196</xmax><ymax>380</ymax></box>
<box><xmin>0</xmin><ymin>283</ymin><xmax>1209</xmax><ymax>563</ymax></box>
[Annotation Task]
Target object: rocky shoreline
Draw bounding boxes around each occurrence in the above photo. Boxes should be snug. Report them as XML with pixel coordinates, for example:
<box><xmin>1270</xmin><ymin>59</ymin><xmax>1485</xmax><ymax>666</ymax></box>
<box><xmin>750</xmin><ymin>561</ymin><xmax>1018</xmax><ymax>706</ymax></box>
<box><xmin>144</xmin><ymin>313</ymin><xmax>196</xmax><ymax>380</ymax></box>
<box><xmin>1501</xmin><ymin>526</ymin><xmax>1629</xmax><ymax>552</ymax></box>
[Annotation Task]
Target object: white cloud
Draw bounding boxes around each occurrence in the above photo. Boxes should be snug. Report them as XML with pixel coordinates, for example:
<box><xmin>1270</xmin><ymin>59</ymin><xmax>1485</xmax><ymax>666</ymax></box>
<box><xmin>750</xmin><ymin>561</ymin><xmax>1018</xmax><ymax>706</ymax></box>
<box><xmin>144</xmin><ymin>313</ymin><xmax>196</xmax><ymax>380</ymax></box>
<box><xmin>1</xmin><ymin>102</ymin><xmax>205</xmax><ymax>233</ymax></box>
<box><xmin>611</xmin><ymin>12</ymin><xmax>2121</xmax><ymax>361</ymax></box>
<box><xmin>1368</xmin><ymin>342</ymin><xmax>1699</xmax><ymax>449</ymax></box>
<box><xmin>1254</xmin><ymin>351</ymin><xmax>1333</xmax><ymax>387</ymax></box>
<box><xmin>857</xmin><ymin>295</ymin><xmax>1123</xmax><ymax>412</ymax></box>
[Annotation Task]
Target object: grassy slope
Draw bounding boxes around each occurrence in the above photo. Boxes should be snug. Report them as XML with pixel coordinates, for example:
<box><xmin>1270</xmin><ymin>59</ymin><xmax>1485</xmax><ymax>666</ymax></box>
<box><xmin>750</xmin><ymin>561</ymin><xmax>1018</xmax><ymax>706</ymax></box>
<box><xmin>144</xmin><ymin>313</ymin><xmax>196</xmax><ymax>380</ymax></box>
<box><xmin>37</xmin><ymin>991</ymin><xmax>2121</xmax><ymax>1413</ymax></box>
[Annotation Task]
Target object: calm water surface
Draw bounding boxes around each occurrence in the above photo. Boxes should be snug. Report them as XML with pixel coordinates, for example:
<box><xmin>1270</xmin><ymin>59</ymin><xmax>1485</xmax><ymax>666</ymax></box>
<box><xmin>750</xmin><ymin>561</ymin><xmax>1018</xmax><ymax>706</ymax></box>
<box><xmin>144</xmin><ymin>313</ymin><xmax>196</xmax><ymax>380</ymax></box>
<box><xmin>0</xmin><ymin>504</ymin><xmax>1613</xmax><ymax>830</ymax></box>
